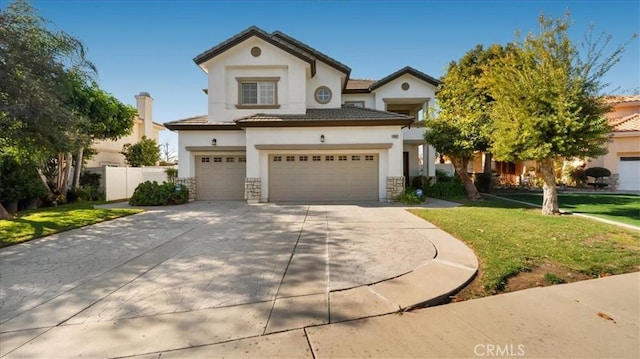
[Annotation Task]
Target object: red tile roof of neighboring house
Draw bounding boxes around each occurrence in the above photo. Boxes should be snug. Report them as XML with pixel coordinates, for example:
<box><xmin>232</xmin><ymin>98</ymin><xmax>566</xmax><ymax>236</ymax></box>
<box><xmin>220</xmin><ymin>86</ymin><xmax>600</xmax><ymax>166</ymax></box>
<box><xmin>603</xmin><ymin>95</ymin><xmax>640</xmax><ymax>105</ymax></box>
<box><xmin>610</xmin><ymin>113</ymin><xmax>640</xmax><ymax>132</ymax></box>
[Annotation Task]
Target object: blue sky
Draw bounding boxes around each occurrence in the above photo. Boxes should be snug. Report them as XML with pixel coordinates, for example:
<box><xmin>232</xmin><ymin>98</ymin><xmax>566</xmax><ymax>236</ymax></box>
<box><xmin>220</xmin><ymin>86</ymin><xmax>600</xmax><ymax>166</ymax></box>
<box><xmin>19</xmin><ymin>0</ymin><xmax>640</xmax><ymax>152</ymax></box>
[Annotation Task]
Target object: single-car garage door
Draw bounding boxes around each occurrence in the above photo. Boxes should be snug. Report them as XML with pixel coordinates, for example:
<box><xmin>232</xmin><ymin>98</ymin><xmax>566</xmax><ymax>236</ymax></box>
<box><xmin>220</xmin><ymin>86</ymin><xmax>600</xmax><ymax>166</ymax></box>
<box><xmin>269</xmin><ymin>154</ymin><xmax>378</xmax><ymax>201</ymax></box>
<box><xmin>195</xmin><ymin>155</ymin><xmax>246</xmax><ymax>200</ymax></box>
<box><xmin>617</xmin><ymin>156</ymin><xmax>640</xmax><ymax>191</ymax></box>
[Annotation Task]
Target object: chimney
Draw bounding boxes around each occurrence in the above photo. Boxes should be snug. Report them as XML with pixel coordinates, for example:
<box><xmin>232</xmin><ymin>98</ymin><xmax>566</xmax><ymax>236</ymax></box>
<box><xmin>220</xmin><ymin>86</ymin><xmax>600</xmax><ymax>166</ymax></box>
<box><xmin>135</xmin><ymin>92</ymin><xmax>153</xmax><ymax>139</ymax></box>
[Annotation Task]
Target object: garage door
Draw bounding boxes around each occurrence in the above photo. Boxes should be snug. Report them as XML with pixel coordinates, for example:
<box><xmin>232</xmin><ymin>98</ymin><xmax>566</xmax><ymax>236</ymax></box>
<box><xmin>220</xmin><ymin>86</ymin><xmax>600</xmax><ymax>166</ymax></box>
<box><xmin>195</xmin><ymin>155</ymin><xmax>246</xmax><ymax>200</ymax></box>
<box><xmin>617</xmin><ymin>156</ymin><xmax>640</xmax><ymax>191</ymax></box>
<box><xmin>269</xmin><ymin>154</ymin><xmax>378</xmax><ymax>201</ymax></box>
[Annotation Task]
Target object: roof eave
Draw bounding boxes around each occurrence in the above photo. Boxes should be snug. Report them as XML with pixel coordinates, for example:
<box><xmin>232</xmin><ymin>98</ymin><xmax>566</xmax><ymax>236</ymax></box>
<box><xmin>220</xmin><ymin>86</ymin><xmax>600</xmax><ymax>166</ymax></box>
<box><xmin>236</xmin><ymin>119</ymin><xmax>414</xmax><ymax>128</ymax></box>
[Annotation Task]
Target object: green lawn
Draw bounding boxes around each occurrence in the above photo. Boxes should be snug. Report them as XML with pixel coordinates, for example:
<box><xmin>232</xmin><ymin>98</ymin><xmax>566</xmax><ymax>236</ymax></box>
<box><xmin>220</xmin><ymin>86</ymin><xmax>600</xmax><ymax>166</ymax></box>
<box><xmin>0</xmin><ymin>202</ymin><xmax>142</xmax><ymax>248</ymax></box>
<box><xmin>409</xmin><ymin>197</ymin><xmax>640</xmax><ymax>298</ymax></box>
<box><xmin>496</xmin><ymin>193</ymin><xmax>640</xmax><ymax>227</ymax></box>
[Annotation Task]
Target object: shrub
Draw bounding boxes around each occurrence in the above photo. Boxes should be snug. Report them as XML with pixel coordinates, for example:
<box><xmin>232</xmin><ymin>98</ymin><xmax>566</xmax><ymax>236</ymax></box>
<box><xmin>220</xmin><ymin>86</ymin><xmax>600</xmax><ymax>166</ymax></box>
<box><xmin>566</xmin><ymin>167</ymin><xmax>587</xmax><ymax>187</ymax></box>
<box><xmin>129</xmin><ymin>181</ymin><xmax>189</xmax><ymax>206</ymax></box>
<box><xmin>474</xmin><ymin>173</ymin><xmax>493</xmax><ymax>193</ymax></box>
<box><xmin>396</xmin><ymin>190</ymin><xmax>425</xmax><ymax>204</ymax></box>
<box><xmin>165</xmin><ymin>168</ymin><xmax>178</xmax><ymax>184</ymax></box>
<box><xmin>80</xmin><ymin>172</ymin><xmax>101</xmax><ymax>188</ymax></box>
<box><xmin>435</xmin><ymin>169</ymin><xmax>453</xmax><ymax>182</ymax></box>
<box><xmin>411</xmin><ymin>176</ymin><xmax>428</xmax><ymax>189</ymax></box>
<box><xmin>424</xmin><ymin>176</ymin><xmax>467</xmax><ymax>198</ymax></box>
<box><xmin>584</xmin><ymin>167</ymin><xmax>611</xmax><ymax>180</ymax></box>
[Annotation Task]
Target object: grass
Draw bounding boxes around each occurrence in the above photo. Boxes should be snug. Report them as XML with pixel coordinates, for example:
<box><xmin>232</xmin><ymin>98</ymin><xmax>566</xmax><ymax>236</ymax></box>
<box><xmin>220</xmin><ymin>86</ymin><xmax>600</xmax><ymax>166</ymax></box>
<box><xmin>0</xmin><ymin>202</ymin><xmax>142</xmax><ymax>248</ymax></box>
<box><xmin>409</xmin><ymin>197</ymin><xmax>640</xmax><ymax>298</ymax></box>
<box><xmin>496</xmin><ymin>193</ymin><xmax>640</xmax><ymax>227</ymax></box>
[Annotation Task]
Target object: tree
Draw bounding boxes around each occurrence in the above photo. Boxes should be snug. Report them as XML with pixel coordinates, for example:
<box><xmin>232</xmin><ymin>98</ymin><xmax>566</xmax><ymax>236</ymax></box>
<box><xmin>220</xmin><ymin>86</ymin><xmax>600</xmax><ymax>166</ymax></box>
<box><xmin>425</xmin><ymin>44</ymin><xmax>509</xmax><ymax>200</ymax></box>
<box><xmin>121</xmin><ymin>136</ymin><xmax>160</xmax><ymax>167</ymax></box>
<box><xmin>66</xmin><ymin>77</ymin><xmax>136</xmax><ymax>189</ymax></box>
<box><xmin>486</xmin><ymin>14</ymin><xmax>628</xmax><ymax>214</ymax></box>
<box><xmin>0</xmin><ymin>0</ymin><xmax>95</xmax><ymax>217</ymax></box>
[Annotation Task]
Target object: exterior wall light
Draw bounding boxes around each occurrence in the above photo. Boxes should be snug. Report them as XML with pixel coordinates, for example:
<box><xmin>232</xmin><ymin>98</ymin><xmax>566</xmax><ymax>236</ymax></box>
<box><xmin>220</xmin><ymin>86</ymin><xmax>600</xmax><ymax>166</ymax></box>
<box><xmin>320</xmin><ymin>135</ymin><xmax>325</xmax><ymax>143</ymax></box>
<box><xmin>211</xmin><ymin>138</ymin><xmax>217</xmax><ymax>146</ymax></box>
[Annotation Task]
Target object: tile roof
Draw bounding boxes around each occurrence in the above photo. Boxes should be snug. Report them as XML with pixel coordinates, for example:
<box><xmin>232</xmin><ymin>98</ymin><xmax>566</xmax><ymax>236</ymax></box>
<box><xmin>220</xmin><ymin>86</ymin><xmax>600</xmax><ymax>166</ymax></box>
<box><xmin>193</xmin><ymin>26</ymin><xmax>349</xmax><ymax>76</ymax></box>
<box><xmin>346</xmin><ymin>79</ymin><xmax>376</xmax><ymax>90</ymax></box>
<box><xmin>165</xmin><ymin>115</ymin><xmax>208</xmax><ymax>125</ymax></box>
<box><xmin>610</xmin><ymin>113</ymin><xmax>640</xmax><ymax>132</ymax></box>
<box><xmin>603</xmin><ymin>95</ymin><xmax>640</xmax><ymax>105</ymax></box>
<box><xmin>164</xmin><ymin>115</ymin><xmax>244</xmax><ymax>131</ymax></box>
<box><xmin>235</xmin><ymin>106</ymin><xmax>413</xmax><ymax>123</ymax></box>
<box><xmin>344</xmin><ymin>67</ymin><xmax>441</xmax><ymax>93</ymax></box>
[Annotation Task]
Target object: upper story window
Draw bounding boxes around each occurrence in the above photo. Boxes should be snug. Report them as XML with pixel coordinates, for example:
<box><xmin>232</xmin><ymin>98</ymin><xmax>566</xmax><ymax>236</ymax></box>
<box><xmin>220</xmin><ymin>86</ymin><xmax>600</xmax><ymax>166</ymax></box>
<box><xmin>315</xmin><ymin>86</ymin><xmax>332</xmax><ymax>104</ymax></box>
<box><xmin>235</xmin><ymin>77</ymin><xmax>280</xmax><ymax>109</ymax></box>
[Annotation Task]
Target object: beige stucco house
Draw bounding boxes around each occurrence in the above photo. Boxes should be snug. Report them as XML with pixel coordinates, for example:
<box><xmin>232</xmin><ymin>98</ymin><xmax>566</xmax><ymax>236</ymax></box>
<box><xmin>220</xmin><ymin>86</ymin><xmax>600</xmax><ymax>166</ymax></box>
<box><xmin>165</xmin><ymin>26</ymin><xmax>439</xmax><ymax>202</ymax></box>
<box><xmin>587</xmin><ymin>95</ymin><xmax>640</xmax><ymax>191</ymax></box>
<box><xmin>86</xmin><ymin>92</ymin><xmax>165</xmax><ymax>167</ymax></box>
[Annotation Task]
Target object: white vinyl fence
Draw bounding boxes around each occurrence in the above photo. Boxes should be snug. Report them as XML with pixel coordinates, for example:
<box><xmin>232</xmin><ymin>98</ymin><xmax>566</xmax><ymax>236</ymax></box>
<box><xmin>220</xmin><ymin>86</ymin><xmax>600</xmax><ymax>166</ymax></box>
<box><xmin>86</xmin><ymin>166</ymin><xmax>171</xmax><ymax>201</ymax></box>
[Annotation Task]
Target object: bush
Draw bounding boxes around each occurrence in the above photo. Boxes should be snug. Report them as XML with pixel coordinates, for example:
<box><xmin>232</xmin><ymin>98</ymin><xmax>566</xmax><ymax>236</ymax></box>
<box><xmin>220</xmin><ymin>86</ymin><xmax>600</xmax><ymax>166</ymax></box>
<box><xmin>411</xmin><ymin>176</ymin><xmax>427</xmax><ymax>189</ymax></box>
<box><xmin>584</xmin><ymin>167</ymin><xmax>611</xmax><ymax>180</ymax></box>
<box><xmin>566</xmin><ymin>167</ymin><xmax>587</xmax><ymax>187</ymax></box>
<box><xmin>435</xmin><ymin>169</ymin><xmax>453</xmax><ymax>182</ymax></box>
<box><xmin>129</xmin><ymin>181</ymin><xmax>189</xmax><ymax>206</ymax></box>
<box><xmin>80</xmin><ymin>172</ymin><xmax>101</xmax><ymax>188</ymax></box>
<box><xmin>474</xmin><ymin>173</ymin><xmax>493</xmax><ymax>193</ymax></box>
<box><xmin>396</xmin><ymin>190</ymin><xmax>425</xmax><ymax>204</ymax></box>
<box><xmin>165</xmin><ymin>168</ymin><xmax>178</xmax><ymax>183</ymax></box>
<box><xmin>424</xmin><ymin>176</ymin><xmax>467</xmax><ymax>198</ymax></box>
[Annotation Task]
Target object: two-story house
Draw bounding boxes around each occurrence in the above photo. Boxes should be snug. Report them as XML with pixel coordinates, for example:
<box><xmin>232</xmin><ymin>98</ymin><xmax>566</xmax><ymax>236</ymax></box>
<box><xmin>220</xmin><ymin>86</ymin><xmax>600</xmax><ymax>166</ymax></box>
<box><xmin>165</xmin><ymin>26</ymin><xmax>439</xmax><ymax>202</ymax></box>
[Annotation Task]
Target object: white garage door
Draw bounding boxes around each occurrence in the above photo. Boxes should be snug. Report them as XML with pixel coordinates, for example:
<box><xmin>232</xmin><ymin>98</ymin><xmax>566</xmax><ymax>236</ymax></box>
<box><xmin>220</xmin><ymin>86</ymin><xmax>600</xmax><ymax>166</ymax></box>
<box><xmin>195</xmin><ymin>155</ymin><xmax>246</xmax><ymax>200</ymax></box>
<box><xmin>269</xmin><ymin>154</ymin><xmax>378</xmax><ymax>202</ymax></box>
<box><xmin>617</xmin><ymin>156</ymin><xmax>640</xmax><ymax>191</ymax></box>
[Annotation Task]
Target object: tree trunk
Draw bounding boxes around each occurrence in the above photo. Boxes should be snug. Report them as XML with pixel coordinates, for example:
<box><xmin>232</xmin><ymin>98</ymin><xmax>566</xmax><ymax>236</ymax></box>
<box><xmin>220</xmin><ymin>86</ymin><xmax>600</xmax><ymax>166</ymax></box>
<box><xmin>451</xmin><ymin>155</ymin><xmax>482</xmax><ymax>200</ymax></box>
<box><xmin>60</xmin><ymin>152</ymin><xmax>72</xmax><ymax>193</ymax></box>
<box><xmin>0</xmin><ymin>203</ymin><xmax>12</xmax><ymax>220</ymax></box>
<box><xmin>540</xmin><ymin>157</ymin><xmax>560</xmax><ymax>215</ymax></box>
<box><xmin>72</xmin><ymin>147</ymin><xmax>84</xmax><ymax>189</ymax></box>
<box><xmin>483</xmin><ymin>152</ymin><xmax>493</xmax><ymax>174</ymax></box>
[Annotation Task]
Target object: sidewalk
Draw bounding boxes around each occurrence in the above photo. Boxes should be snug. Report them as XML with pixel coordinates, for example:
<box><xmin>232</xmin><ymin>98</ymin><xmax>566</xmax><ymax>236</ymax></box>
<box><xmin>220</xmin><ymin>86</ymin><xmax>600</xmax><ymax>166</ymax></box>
<box><xmin>154</xmin><ymin>272</ymin><xmax>639</xmax><ymax>358</ymax></box>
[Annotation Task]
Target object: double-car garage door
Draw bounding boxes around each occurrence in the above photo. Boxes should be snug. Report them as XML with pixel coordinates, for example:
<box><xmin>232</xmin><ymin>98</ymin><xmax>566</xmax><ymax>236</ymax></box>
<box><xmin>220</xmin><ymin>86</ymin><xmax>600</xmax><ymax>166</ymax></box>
<box><xmin>269</xmin><ymin>154</ymin><xmax>379</xmax><ymax>201</ymax></box>
<box><xmin>195</xmin><ymin>155</ymin><xmax>246</xmax><ymax>200</ymax></box>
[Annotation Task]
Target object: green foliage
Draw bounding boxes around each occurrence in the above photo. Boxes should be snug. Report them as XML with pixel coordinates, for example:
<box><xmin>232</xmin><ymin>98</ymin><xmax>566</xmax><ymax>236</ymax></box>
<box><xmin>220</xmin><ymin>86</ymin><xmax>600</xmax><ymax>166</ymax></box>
<box><xmin>544</xmin><ymin>273</ymin><xmax>566</xmax><ymax>285</ymax></box>
<box><xmin>0</xmin><ymin>0</ymin><xmax>96</xmax><ymax>154</ymax></box>
<box><xmin>584</xmin><ymin>167</ymin><xmax>611</xmax><ymax>179</ymax></box>
<box><xmin>425</xmin><ymin>44</ymin><xmax>509</xmax><ymax>160</ymax></box>
<box><xmin>0</xmin><ymin>153</ymin><xmax>48</xmax><ymax>203</ymax></box>
<box><xmin>474</xmin><ymin>173</ymin><xmax>493</xmax><ymax>193</ymax></box>
<box><xmin>129</xmin><ymin>181</ymin><xmax>189</xmax><ymax>206</ymax></box>
<box><xmin>424</xmin><ymin>176</ymin><xmax>467</xmax><ymax>198</ymax></box>
<box><xmin>80</xmin><ymin>172</ymin><xmax>101</xmax><ymax>188</ymax></box>
<box><xmin>409</xmin><ymin>198</ymin><xmax>640</xmax><ymax>296</ymax></box>
<box><xmin>165</xmin><ymin>168</ymin><xmax>179</xmax><ymax>183</ymax></box>
<box><xmin>121</xmin><ymin>136</ymin><xmax>161</xmax><ymax>167</ymax></box>
<box><xmin>487</xmin><ymin>14</ymin><xmax>623</xmax><ymax>163</ymax></box>
<box><xmin>410</xmin><ymin>176</ymin><xmax>428</xmax><ymax>189</ymax></box>
<box><xmin>395</xmin><ymin>190</ymin><xmax>425</xmax><ymax>204</ymax></box>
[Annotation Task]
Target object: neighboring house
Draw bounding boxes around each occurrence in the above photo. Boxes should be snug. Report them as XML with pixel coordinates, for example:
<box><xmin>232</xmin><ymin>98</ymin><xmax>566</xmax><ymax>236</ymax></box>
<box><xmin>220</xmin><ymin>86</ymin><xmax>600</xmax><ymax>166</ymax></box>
<box><xmin>86</xmin><ymin>92</ymin><xmax>165</xmax><ymax>167</ymax></box>
<box><xmin>165</xmin><ymin>26</ymin><xmax>439</xmax><ymax>202</ymax></box>
<box><xmin>587</xmin><ymin>95</ymin><xmax>640</xmax><ymax>191</ymax></box>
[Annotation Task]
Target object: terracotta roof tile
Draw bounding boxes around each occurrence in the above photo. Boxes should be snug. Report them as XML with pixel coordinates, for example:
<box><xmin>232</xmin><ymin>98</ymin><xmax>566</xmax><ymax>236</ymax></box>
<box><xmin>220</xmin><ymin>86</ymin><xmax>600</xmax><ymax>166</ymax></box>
<box><xmin>610</xmin><ymin>113</ymin><xmax>640</xmax><ymax>132</ymax></box>
<box><xmin>603</xmin><ymin>95</ymin><xmax>640</xmax><ymax>105</ymax></box>
<box><xmin>165</xmin><ymin>115</ymin><xmax>208</xmax><ymax>125</ymax></box>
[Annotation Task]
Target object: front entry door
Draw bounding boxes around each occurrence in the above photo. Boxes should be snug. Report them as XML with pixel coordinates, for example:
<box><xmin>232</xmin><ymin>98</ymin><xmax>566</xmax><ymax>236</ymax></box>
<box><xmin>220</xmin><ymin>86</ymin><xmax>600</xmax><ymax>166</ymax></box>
<box><xmin>403</xmin><ymin>151</ymin><xmax>409</xmax><ymax>186</ymax></box>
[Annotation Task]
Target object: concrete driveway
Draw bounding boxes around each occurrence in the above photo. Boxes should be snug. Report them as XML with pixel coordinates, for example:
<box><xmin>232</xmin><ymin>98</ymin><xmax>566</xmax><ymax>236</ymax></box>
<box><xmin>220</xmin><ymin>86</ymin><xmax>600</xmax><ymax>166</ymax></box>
<box><xmin>0</xmin><ymin>201</ymin><xmax>476</xmax><ymax>358</ymax></box>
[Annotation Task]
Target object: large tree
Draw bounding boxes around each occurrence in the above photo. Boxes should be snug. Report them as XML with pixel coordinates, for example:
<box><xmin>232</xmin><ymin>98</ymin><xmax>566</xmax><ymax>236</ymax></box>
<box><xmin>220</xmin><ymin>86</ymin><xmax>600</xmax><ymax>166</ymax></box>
<box><xmin>121</xmin><ymin>136</ymin><xmax>161</xmax><ymax>167</ymax></box>
<box><xmin>486</xmin><ymin>14</ymin><xmax>627</xmax><ymax>214</ymax></box>
<box><xmin>425</xmin><ymin>44</ymin><xmax>509</xmax><ymax>200</ymax></box>
<box><xmin>0</xmin><ymin>0</ymin><xmax>96</xmax><ymax>217</ymax></box>
<box><xmin>66</xmin><ymin>77</ymin><xmax>136</xmax><ymax>189</ymax></box>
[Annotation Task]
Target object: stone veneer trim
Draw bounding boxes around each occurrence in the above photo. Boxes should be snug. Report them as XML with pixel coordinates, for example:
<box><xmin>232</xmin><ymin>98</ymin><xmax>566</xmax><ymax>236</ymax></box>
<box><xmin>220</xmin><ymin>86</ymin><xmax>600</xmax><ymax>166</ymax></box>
<box><xmin>386</xmin><ymin>176</ymin><xmax>405</xmax><ymax>201</ymax></box>
<box><xmin>176</xmin><ymin>177</ymin><xmax>196</xmax><ymax>201</ymax></box>
<box><xmin>244</xmin><ymin>177</ymin><xmax>262</xmax><ymax>202</ymax></box>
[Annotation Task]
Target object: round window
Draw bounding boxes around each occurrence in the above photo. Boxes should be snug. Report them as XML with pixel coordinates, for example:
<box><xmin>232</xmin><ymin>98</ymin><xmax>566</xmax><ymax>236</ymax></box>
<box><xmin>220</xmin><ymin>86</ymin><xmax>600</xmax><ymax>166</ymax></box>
<box><xmin>401</xmin><ymin>82</ymin><xmax>410</xmax><ymax>91</ymax></box>
<box><xmin>250</xmin><ymin>46</ymin><xmax>261</xmax><ymax>57</ymax></box>
<box><xmin>315</xmin><ymin>86</ymin><xmax>332</xmax><ymax>104</ymax></box>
